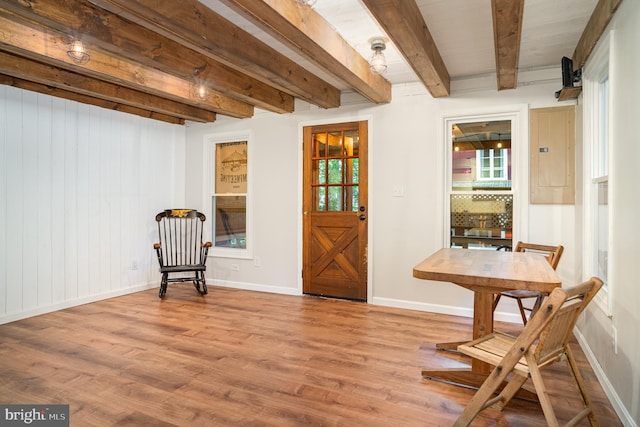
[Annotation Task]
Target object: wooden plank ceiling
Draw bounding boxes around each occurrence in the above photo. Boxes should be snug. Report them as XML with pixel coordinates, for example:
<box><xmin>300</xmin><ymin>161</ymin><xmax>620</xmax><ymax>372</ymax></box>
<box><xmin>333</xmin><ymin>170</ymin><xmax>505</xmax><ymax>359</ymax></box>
<box><xmin>0</xmin><ymin>0</ymin><xmax>618</xmax><ymax>124</ymax></box>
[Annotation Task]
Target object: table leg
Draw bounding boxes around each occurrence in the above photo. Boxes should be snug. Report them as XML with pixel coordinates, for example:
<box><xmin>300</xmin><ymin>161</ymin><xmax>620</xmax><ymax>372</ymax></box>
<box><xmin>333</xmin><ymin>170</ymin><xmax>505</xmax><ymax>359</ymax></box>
<box><xmin>433</xmin><ymin>292</ymin><xmax>493</xmax><ymax>357</ymax></box>
<box><xmin>471</xmin><ymin>291</ymin><xmax>493</xmax><ymax>374</ymax></box>
<box><xmin>422</xmin><ymin>291</ymin><xmax>537</xmax><ymax>401</ymax></box>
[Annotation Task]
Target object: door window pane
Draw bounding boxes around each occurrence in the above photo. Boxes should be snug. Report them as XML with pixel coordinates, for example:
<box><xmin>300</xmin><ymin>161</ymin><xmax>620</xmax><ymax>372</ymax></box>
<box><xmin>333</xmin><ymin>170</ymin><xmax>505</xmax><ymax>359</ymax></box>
<box><xmin>328</xmin><ymin>131</ymin><xmax>344</xmax><ymax>157</ymax></box>
<box><xmin>315</xmin><ymin>139</ymin><xmax>327</xmax><ymax>157</ymax></box>
<box><xmin>349</xmin><ymin>185</ymin><xmax>359</xmax><ymax>211</ymax></box>
<box><xmin>314</xmin><ymin>160</ymin><xmax>326</xmax><ymax>184</ymax></box>
<box><xmin>347</xmin><ymin>158</ymin><xmax>359</xmax><ymax>184</ymax></box>
<box><xmin>327</xmin><ymin>159</ymin><xmax>343</xmax><ymax>184</ymax></box>
<box><xmin>327</xmin><ymin>186</ymin><xmax>342</xmax><ymax>211</ymax></box>
<box><xmin>347</xmin><ymin>131</ymin><xmax>359</xmax><ymax>156</ymax></box>
<box><xmin>314</xmin><ymin>187</ymin><xmax>326</xmax><ymax>211</ymax></box>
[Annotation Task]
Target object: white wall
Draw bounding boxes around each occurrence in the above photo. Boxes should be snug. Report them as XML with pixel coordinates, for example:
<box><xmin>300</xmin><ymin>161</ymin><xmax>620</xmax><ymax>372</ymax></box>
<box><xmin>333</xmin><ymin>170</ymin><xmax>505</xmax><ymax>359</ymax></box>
<box><xmin>185</xmin><ymin>77</ymin><xmax>577</xmax><ymax>315</ymax></box>
<box><xmin>0</xmin><ymin>86</ymin><xmax>185</xmax><ymax>323</ymax></box>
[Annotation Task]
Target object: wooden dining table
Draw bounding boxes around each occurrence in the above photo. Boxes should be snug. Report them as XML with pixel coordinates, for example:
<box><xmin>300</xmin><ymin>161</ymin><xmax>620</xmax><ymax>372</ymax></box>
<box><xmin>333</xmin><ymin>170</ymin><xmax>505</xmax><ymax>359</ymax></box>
<box><xmin>413</xmin><ymin>247</ymin><xmax>561</xmax><ymax>391</ymax></box>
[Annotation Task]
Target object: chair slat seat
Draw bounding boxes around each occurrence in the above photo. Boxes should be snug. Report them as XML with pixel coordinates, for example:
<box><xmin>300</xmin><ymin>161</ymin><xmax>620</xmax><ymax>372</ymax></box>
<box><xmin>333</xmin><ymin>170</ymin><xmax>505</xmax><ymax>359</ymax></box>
<box><xmin>499</xmin><ymin>289</ymin><xmax>540</xmax><ymax>298</ymax></box>
<box><xmin>159</xmin><ymin>265</ymin><xmax>206</xmax><ymax>273</ymax></box>
<box><xmin>459</xmin><ymin>332</ymin><xmax>531</xmax><ymax>375</ymax></box>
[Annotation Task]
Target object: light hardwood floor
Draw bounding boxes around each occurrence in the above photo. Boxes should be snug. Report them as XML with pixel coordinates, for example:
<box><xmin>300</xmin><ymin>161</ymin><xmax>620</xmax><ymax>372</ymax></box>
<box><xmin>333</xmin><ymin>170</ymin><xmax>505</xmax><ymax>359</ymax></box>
<box><xmin>0</xmin><ymin>284</ymin><xmax>621</xmax><ymax>426</ymax></box>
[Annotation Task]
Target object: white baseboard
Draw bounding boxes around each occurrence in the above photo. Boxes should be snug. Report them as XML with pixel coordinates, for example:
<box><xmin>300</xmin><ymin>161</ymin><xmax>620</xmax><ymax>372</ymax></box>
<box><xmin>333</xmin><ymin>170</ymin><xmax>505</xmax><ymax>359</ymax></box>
<box><xmin>574</xmin><ymin>328</ymin><xmax>637</xmax><ymax>427</ymax></box>
<box><xmin>0</xmin><ymin>282</ymin><xmax>156</xmax><ymax>326</ymax></box>
<box><xmin>370</xmin><ymin>296</ymin><xmax>473</xmax><ymax>317</ymax></box>
<box><xmin>209</xmin><ymin>282</ymin><xmax>520</xmax><ymax>324</ymax></box>
<box><xmin>370</xmin><ymin>296</ymin><xmax>523</xmax><ymax>324</ymax></box>
<box><xmin>209</xmin><ymin>279</ymin><xmax>300</xmax><ymax>296</ymax></box>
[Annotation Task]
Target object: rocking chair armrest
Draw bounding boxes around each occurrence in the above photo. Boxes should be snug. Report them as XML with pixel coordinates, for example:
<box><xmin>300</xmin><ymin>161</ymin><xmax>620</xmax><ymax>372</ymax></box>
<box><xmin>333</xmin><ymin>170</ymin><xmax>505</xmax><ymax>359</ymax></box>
<box><xmin>200</xmin><ymin>241</ymin><xmax>212</xmax><ymax>260</ymax></box>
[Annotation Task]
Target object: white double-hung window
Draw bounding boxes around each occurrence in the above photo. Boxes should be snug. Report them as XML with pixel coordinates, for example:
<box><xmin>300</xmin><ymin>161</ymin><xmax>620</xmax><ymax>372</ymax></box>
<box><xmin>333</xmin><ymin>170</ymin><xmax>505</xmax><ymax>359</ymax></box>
<box><xmin>205</xmin><ymin>132</ymin><xmax>252</xmax><ymax>259</ymax></box>
<box><xmin>583</xmin><ymin>31</ymin><xmax>611</xmax><ymax>314</ymax></box>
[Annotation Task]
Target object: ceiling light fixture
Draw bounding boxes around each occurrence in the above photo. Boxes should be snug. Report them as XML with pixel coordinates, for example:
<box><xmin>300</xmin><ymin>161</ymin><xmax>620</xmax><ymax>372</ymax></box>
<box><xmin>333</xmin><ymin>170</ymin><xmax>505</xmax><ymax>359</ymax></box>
<box><xmin>296</xmin><ymin>0</ymin><xmax>317</xmax><ymax>7</ymax></box>
<box><xmin>369</xmin><ymin>37</ymin><xmax>387</xmax><ymax>75</ymax></box>
<box><xmin>193</xmin><ymin>84</ymin><xmax>210</xmax><ymax>101</ymax></box>
<box><xmin>67</xmin><ymin>39</ymin><xmax>90</xmax><ymax>64</ymax></box>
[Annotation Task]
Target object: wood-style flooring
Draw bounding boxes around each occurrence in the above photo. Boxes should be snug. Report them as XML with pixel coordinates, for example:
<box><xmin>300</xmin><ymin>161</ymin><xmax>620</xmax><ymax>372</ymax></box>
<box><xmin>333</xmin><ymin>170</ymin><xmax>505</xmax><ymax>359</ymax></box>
<box><xmin>0</xmin><ymin>284</ymin><xmax>622</xmax><ymax>426</ymax></box>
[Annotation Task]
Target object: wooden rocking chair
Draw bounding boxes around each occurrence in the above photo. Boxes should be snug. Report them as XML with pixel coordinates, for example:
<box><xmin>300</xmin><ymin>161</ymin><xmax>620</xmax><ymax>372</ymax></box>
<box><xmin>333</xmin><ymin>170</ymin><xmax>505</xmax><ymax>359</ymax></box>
<box><xmin>454</xmin><ymin>277</ymin><xmax>603</xmax><ymax>427</ymax></box>
<box><xmin>154</xmin><ymin>209</ymin><xmax>212</xmax><ymax>298</ymax></box>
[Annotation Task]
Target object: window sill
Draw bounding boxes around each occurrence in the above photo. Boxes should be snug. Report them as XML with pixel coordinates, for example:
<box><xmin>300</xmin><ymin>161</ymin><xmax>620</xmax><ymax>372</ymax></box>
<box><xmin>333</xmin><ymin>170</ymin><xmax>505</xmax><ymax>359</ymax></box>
<box><xmin>208</xmin><ymin>248</ymin><xmax>252</xmax><ymax>260</ymax></box>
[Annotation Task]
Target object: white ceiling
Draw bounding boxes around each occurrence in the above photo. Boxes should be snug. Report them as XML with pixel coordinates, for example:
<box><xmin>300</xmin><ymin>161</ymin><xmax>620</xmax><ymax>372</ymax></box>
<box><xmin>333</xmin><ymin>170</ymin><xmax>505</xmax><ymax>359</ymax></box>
<box><xmin>203</xmin><ymin>0</ymin><xmax>598</xmax><ymax>92</ymax></box>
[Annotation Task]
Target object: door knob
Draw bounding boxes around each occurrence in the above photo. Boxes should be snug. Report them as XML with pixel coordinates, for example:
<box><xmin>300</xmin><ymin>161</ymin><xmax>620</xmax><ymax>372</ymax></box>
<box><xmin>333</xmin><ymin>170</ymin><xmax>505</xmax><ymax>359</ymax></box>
<box><xmin>359</xmin><ymin>214</ymin><xmax>366</xmax><ymax>221</ymax></box>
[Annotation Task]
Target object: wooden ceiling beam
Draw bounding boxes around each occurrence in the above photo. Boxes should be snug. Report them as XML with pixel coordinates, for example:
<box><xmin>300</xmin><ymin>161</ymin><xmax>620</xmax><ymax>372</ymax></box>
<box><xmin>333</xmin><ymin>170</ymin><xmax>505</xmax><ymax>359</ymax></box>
<box><xmin>0</xmin><ymin>51</ymin><xmax>217</xmax><ymax>123</ymax></box>
<box><xmin>361</xmin><ymin>0</ymin><xmax>450</xmax><ymax>98</ymax></box>
<box><xmin>0</xmin><ymin>74</ymin><xmax>186</xmax><ymax>125</ymax></box>
<box><xmin>90</xmin><ymin>0</ymin><xmax>341</xmax><ymax>109</ymax></box>
<box><xmin>491</xmin><ymin>0</ymin><xmax>525</xmax><ymax>90</ymax></box>
<box><xmin>0</xmin><ymin>12</ymin><xmax>252</xmax><ymax>119</ymax></box>
<box><xmin>220</xmin><ymin>0</ymin><xmax>391</xmax><ymax>104</ymax></box>
<box><xmin>1</xmin><ymin>0</ymin><xmax>294</xmax><ymax>115</ymax></box>
<box><xmin>572</xmin><ymin>0</ymin><xmax>623</xmax><ymax>69</ymax></box>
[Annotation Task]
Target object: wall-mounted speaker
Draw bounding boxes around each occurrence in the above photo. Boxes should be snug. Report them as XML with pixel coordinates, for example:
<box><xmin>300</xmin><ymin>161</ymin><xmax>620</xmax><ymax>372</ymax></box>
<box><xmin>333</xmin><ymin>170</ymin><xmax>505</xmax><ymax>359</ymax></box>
<box><xmin>562</xmin><ymin>56</ymin><xmax>574</xmax><ymax>88</ymax></box>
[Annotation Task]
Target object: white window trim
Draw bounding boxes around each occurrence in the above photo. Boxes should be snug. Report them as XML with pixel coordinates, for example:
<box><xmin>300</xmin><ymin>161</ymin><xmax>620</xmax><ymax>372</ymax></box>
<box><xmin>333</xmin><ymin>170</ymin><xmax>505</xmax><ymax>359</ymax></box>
<box><xmin>203</xmin><ymin>131</ymin><xmax>253</xmax><ymax>259</ymax></box>
<box><xmin>582</xmin><ymin>30</ymin><xmax>613</xmax><ymax>317</ymax></box>
<box><xmin>442</xmin><ymin>105</ymin><xmax>529</xmax><ymax>247</ymax></box>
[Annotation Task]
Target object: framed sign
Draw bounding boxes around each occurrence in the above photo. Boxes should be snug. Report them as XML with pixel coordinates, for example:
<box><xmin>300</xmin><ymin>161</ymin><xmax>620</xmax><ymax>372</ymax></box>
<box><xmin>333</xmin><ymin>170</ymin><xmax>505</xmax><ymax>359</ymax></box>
<box><xmin>216</xmin><ymin>141</ymin><xmax>247</xmax><ymax>194</ymax></box>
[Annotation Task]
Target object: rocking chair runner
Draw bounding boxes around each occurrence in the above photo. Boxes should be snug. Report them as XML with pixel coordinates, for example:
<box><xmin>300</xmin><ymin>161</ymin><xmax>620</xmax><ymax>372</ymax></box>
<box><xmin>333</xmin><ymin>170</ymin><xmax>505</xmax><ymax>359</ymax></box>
<box><xmin>153</xmin><ymin>209</ymin><xmax>212</xmax><ymax>298</ymax></box>
<box><xmin>454</xmin><ymin>277</ymin><xmax>603</xmax><ymax>427</ymax></box>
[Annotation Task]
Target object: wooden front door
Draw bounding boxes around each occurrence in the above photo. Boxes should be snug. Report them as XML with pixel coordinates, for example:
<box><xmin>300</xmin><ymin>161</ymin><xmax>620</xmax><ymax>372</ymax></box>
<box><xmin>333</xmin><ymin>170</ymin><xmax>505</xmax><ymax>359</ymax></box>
<box><xmin>303</xmin><ymin>121</ymin><xmax>368</xmax><ymax>300</ymax></box>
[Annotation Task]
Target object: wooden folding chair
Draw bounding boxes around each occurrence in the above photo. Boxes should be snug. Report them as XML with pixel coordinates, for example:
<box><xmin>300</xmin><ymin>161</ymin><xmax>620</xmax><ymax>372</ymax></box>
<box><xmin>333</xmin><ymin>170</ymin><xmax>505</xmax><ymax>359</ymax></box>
<box><xmin>455</xmin><ymin>277</ymin><xmax>603</xmax><ymax>427</ymax></box>
<box><xmin>493</xmin><ymin>241</ymin><xmax>564</xmax><ymax>324</ymax></box>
